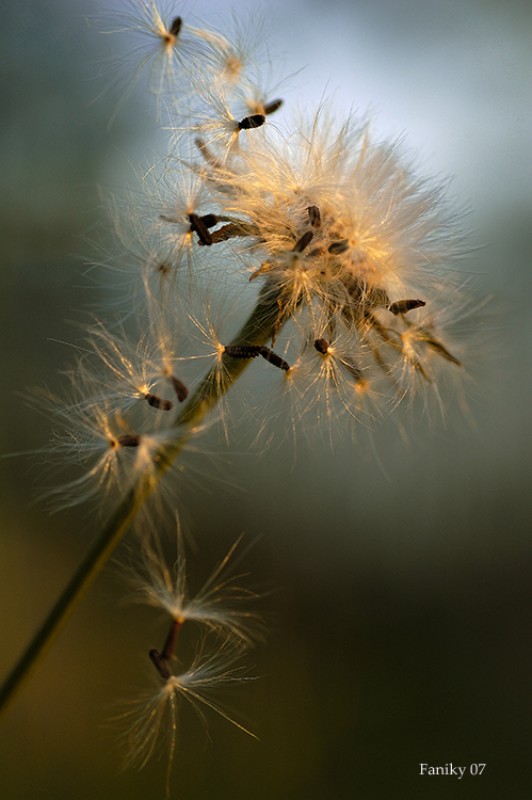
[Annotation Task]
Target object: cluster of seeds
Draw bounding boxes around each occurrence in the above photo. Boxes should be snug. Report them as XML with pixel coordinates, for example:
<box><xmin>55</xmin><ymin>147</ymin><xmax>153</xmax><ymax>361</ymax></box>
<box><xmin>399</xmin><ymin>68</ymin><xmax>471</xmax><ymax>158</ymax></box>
<box><xmin>118</xmin><ymin>529</ymin><xmax>263</xmax><ymax>785</ymax></box>
<box><xmin>35</xmin><ymin>1</ymin><xmax>471</xmax><ymax>789</ymax></box>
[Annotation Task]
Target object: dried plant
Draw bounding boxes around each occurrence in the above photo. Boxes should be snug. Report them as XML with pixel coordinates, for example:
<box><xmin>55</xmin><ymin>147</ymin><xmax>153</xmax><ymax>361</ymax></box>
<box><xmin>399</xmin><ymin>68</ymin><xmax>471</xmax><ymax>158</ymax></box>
<box><xmin>0</xmin><ymin>2</ymin><xmax>474</xmax><ymax>796</ymax></box>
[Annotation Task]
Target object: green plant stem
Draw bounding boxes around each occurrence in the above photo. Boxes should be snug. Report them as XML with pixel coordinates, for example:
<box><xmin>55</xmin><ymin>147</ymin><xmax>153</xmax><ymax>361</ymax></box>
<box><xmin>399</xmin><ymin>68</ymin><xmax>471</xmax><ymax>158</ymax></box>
<box><xmin>0</xmin><ymin>282</ymin><xmax>286</xmax><ymax>715</ymax></box>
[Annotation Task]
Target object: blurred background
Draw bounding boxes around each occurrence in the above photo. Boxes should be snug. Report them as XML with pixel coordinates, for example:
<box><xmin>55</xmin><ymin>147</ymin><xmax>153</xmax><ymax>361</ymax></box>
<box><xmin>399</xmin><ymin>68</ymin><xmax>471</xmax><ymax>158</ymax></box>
<box><xmin>1</xmin><ymin>0</ymin><xmax>531</xmax><ymax>798</ymax></box>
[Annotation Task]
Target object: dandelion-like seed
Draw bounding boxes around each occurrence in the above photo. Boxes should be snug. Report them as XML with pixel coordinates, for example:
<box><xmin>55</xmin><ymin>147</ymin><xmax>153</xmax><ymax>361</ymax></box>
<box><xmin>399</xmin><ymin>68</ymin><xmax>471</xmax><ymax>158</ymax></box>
<box><xmin>97</xmin><ymin>1</ymin><xmax>227</xmax><ymax>122</ymax></box>
<box><xmin>34</xmin><ymin>354</ymin><xmax>184</xmax><ymax>513</ymax></box>
<box><xmin>118</xmin><ymin>637</ymin><xmax>257</xmax><ymax>795</ymax></box>
<box><xmin>35</xmin><ymin>381</ymin><xmax>141</xmax><ymax>510</ymax></box>
<box><xmin>117</xmin><ymin>523</ymin><xmax>262</xmax><ymax>793</ymax></box>
<box><xmin>128</xmin><ymin>522</ymin><xmax>265</xmax><ymax>647</ymax></box>
<box><xmin>84</xmin><ymin>318</ymin><xmax>187</xmax><ymax>414</ymax></box>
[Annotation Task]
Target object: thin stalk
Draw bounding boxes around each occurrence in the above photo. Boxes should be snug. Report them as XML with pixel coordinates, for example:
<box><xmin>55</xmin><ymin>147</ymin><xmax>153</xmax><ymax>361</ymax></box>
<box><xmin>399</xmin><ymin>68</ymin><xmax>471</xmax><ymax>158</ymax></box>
<box><xmin>0</xmin><ymin>281</ymin><xmax>287</xmax><ymax>714</ymax></box>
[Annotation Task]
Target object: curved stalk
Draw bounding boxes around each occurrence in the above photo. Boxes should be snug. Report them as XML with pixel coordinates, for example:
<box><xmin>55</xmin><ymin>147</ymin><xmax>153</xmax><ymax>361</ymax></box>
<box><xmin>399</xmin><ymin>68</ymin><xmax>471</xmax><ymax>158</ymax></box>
<box><xmin>0</xmin><ymin>281</ymin><xmax>287</xmax><ymax>714</ymax></box>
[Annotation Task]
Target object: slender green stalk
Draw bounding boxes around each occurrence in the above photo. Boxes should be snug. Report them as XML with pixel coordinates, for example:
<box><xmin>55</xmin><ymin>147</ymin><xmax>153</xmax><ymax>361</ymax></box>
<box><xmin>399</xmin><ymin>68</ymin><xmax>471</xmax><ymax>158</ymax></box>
<box><xmin>0</xmin><ymin>282</ymin><xmax>286</xmax><ymax>714</ymax></box>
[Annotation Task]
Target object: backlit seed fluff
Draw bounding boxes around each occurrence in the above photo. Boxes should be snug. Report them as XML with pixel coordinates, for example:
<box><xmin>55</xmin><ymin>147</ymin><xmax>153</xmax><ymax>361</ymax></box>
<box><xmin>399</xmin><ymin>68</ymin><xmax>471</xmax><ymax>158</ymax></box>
<box><xmin>126</xmin><ymin>527</ymin><xmax>265</xmax><ymax>647</ymax></box>
<box><xmin>35</xmin><ymin>374</ymin><xmax>178</xmax><ymax>512</ymax></box>
<box><xmin>181</xmin><ymin>109</ymin><xmax>468</xmax><ymax>417</ymax></box>
<box><xmin>12</xmin><ymin>4</ymin><xmax>477</xmax><ymax>798</ymax></box>
<box><xmin>116</xmin><ymin>638</ymin><xmax>257</xmax><ymax>778</ymax></box>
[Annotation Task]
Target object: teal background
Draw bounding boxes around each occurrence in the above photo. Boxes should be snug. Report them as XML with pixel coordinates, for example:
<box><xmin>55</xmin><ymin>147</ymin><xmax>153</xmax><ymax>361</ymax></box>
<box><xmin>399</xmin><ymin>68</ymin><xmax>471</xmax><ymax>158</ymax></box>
<box><xmin>1</xmin><ymin>1</ymin><xmax>531</xmax><ymax>797</ymax></box>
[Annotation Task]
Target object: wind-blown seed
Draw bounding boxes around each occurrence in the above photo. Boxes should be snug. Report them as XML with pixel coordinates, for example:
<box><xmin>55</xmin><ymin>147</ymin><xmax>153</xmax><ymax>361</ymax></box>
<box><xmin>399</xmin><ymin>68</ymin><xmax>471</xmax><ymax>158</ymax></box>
<box><xmin>328</xmin><ymin>239</ymin><xmax>350</xmax><ymax>255</ymax></box>
<box><xmin>263</xmin><ymin>98</ymin><xmax>283</xmax><ymax>115</ymax></box>
<box><xmin>168</xmin><ymin>375</ymin><xmax>189</xmax><ymax>402</ymax></box>
<box><xmin>224</xmin><ymin>344</ymin><xmax>290</xmax><ymax>371</ymax></box>
<box><xmin>389</xmin><ymin>298</ymin><xmax>426</xmax><ymax>315</ymax></box>
<box><xmin>259</xmin><ymin>347</ymin><xmax>290</xmax><ymax>371</ymax></box>
<box><xmin>224</xmin><ymin>345</ymin><xmax>262</xmax><ymax>359</ymax></box>
<box><xmin>169</xmin><ymin>16</ymin><xmax>182</xmax><ymax>38</ymax></box>
<box><xmin>117</xmin><ymin>433</ymin><xmax>141</xmax><ymax>448</ymax></box>
<box><xmin>199</xmin><ymin>213</ymin><xmax>219</xmax><ymax>229</ymax></box>
<box><xmin>307</xmin><ymin>205</ymin><xmax>321</xmax><ymax>227</ymax></box>
<box><xmin>314</xmin><ymin>338</ymin><xmax>329</xmax><ymax>355</ymax></box>
<box><xmin>293</xmin><ymin>231</ymin><xmax>314</xmax><ymax>253</ymax></box>
<box><xmin>189</xmin><ymin>213</ymin><xmax>213</xmax><ymax>245</ymax></box>
<box><xmin>313</xmin><ymin>338</ymin><xmax>362</xmax><ymax>380</ymax></box>
<box><xmin>238</xmin><ymin>114</ymin><xmax>266</xmax><ymax>130</ymax></box>
<box><xmin>145</xmin><ymin>393</ymin><xmax>173</xmax><ymax>411</ymax></box>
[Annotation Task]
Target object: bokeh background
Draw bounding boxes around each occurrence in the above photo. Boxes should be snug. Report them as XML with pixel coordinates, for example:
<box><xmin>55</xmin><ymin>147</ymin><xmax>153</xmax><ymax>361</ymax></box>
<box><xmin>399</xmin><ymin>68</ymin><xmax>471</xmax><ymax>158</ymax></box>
<box><xmin>1</xmin><ymin>0</ymin><xmax>531</xmax><ymax>798</ymax></box>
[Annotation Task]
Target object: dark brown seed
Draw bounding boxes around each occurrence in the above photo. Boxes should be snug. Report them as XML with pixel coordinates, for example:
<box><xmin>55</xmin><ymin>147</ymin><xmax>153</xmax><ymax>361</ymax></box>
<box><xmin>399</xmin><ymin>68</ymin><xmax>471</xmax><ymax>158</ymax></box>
<box><xmin>263</xmin><ymin>98</ymin><xmax>283</xmax><ymax>115</ymax></box>
<box><xmin>224</xmin><ymin>344</ymin><xmax>262</xmax><ymax>359</ymax></box>
<box><xmin>169</xmin><ymin>16</ymin><xmax>182</xmax><ymax>37</ymax></box>
<box><xmin>117</xmin><ymin>433</ymin><xmax>141</xmax><ymax>448</ymax></box>
<box><xmin>259</xmin><ymin>346</ymin><xmax>290</xmax><ymax>371</ymax></box>
<box><xmin>168</xmin><ymin>375</ymin><xmax>189</xmax><ymax>402</ymax></box>
<box><xmin>314</xmin><ymin>338</ymin><xmax>329</xmax><ymax>355</ymax></box>
<box><xmin>188</xmin><ymin>212</ymin><xmax>213</xmax><ymax>245</ymax></box>
<box><xmin>293</xmin><ymin>230</ymin><xmax>314</xmax><ymax>253</ymax></box>
<box><xmin>307</xmin><ymin>205</ymin><xmax>321</xmax><ymax>227</ymax></box>
<box><xmin>145</xmin><ymin>392</ymin><xmax>173</xmax><ymax>411</ymax></box>
<box><xmin>328</xmin><ymin>239</ymin><xmax>350</xmax><ymax>255</ymax></box>
<box><xmin>389</xmin><ymin>298</ymin><xmax>426</xmax><ymax>315</ymax></box>
<box><xmin>199</xmin><ymin>213</ymin><xmax>219</xmax><ymax>228</ymax></box>
<box><xmin>238</xmin><ymin>114</ymin><xmax>266</xmax><ymax>130</ymax></box>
